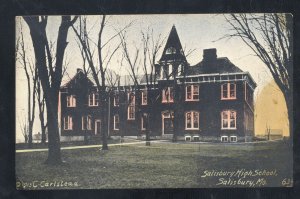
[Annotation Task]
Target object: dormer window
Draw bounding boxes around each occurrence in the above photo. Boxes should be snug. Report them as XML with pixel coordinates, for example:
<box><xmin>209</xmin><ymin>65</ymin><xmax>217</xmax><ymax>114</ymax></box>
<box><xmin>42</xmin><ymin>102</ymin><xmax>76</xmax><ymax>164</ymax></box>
<box><xmin>166</xmin><ymin>47</ymin><xmax>176</xmax><ymax>54</ymax></box>
<box><xmin>67</xmin><ymin>95</ymin><xmax>76</xmax><ymax>107</ymax></box>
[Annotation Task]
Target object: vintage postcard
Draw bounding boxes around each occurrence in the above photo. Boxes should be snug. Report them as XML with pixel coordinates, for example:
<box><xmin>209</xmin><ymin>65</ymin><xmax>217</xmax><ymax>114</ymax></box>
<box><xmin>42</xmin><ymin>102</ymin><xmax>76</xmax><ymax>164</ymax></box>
<box><xmin>15</xmin><ymin>14</ymin><xmax>293</xmax><ymax>189</ymax></box>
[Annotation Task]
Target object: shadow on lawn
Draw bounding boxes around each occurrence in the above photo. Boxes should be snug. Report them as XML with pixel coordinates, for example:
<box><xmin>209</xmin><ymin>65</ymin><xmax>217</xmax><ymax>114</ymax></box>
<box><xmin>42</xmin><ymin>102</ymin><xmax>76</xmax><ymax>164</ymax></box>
<box><xmin>15</xmin><ymin>140</ymin><xmax>292</xmax><ymax>189</ymax></box>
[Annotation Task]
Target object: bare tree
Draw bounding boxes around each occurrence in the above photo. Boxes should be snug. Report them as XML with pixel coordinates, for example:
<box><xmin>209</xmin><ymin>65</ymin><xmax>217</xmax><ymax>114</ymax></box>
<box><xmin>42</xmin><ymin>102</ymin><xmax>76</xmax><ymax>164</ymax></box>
<box><xmin>119</xmin><ymin>27</ymin><xmax>169</xmax><ymax>146</ymax></box>
<box><xmin>223</xmin><ymin>14</ymin><xmax>293</xmax><ymax>140</ymax></box>
<box><xmin>140</xmin><ymin>28</ymin><xmax>165</xmax><ymax>145</ymax></box>
<box><xmin>17</xmin><ymin>113</ymin><xmax>29</xmax><ymax>144</ymax></box>
<box><xmin>23</xmin><ymin>16</ymin><xmax>78</xmax><ymax>165</ymax></box>
<box><xmin>36</xmin><ymin>77</ymin><xmax>47</xmax><ymax>144</ymax></box>
<box><xmin>17</xmin><ymin>24</ymin><xmax>38</xmax><ymax>148</ymax></box>
<box><xmin>118</xmin><ymin>30</ymin><xmax>144</xmax><ymax>144</ymax></box>
<box><xmin>72</xmin><ymin>16</ymin><xmax>131</xmax><ymax>150</ymax></box>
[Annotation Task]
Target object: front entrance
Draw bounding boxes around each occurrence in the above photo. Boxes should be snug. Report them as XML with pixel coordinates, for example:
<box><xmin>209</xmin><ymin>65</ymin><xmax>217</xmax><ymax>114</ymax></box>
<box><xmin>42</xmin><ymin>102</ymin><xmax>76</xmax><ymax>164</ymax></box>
<box><xmin>162</xmin><ymin>111</ymin><xmax>174</xmax><ymax>135</ymax></box>
<box><xmin>95</xmin><ymin>120</ymin><xmax>101</xmax><ymax>135</ymax></box>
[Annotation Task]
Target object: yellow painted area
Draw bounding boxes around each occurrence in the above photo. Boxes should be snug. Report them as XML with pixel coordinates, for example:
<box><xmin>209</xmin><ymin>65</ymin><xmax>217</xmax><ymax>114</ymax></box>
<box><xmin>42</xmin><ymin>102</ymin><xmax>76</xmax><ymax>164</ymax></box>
<box><xmin>254</xmin><ymin>80</ymin><xmax>289</xmax><ymax>136</ymax></box>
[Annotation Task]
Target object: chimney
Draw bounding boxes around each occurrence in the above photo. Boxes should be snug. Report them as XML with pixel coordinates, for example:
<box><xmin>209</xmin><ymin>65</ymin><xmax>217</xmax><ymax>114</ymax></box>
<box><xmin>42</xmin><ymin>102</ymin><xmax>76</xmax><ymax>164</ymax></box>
<box><xmin>203</xmin><ymin>48</ymin><xmax>217</xmax><ymax>61</ymax></box>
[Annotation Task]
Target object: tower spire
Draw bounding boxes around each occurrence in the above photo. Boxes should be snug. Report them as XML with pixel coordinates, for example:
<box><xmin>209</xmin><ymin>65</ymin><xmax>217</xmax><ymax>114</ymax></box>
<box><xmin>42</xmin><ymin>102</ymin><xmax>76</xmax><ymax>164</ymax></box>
<box><xmin>159</xmin><ymin>25</ymin><xmax>187</xmax><ymax>63</ymax></box>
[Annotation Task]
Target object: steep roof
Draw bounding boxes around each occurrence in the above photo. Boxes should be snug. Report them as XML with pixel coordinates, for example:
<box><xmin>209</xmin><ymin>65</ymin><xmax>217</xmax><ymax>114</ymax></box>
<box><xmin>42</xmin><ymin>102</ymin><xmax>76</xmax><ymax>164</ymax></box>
<box><xmin>159</xmin><ymin>25</ymin><xmax>187</xmax><ymax>63</ymax></box>
<box><xmin>61</xmin><ymin>69</ymin><xmax>94</xmax><ymax>88</ymax></box>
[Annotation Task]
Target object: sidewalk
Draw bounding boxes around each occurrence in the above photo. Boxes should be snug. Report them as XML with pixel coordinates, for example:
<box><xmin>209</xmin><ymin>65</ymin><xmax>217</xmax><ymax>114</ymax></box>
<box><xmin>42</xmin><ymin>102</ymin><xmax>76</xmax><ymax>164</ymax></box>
<box><xmin>16</xmin><ymin>140</ymin><xmax>167</xmax><ymax>153</ymax></box>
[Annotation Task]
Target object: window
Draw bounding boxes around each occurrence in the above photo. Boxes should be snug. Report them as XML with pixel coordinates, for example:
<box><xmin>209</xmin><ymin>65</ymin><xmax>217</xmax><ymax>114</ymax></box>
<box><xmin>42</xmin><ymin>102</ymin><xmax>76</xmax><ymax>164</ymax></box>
<box><xmin>67</xmin><ymin>95</ymin><xmax>76</xmax><ymax>107</ymax></box>
<box><xmin>185</xmin><ymin>136</ymin><xmax>191</xmax><ymax>141</ymax></box>
<box><xmin>162</xmin><ymin>87</ymin><xmax>174</xmax><ymax>103</ymax></box>
<box><xmin>168</xmin><ymin>64</ymin><xmax>173</xmax><ymax>78</ymax></box>
<box><xmin>186</xmin><ymin>85</ymin><xmax>199</xmax><ymax>101</ymax></box>
<box><xmin>89</xmin><ymin>93</ymin><xmax>99</xmax><ymax>106</ymax></box>
<box><xmin>230</xmin><ymin>136</ymin><xmax>237</xmax><ymax>142</ymax></box>
<box><xmin>64</xmin><ymin>116</ymin><xmax>73</xmax><ymax>130</ymax></box>
<box><xmin>142</xmin><ymin>90</ymin><xmax>147</xmax><ymax>105</ymax></box>
<box><xmin>221</xmin><ymin>136</ymin><xmax>228</xmax><ymax>142</ymax></box>
<box><xmin>160</xmin><ymin>67</ymin><xmax>165</xmax><ymax>79</ymax></box>
<box><xmin>221</xmin><ymin>110</ymin><xmax>237</xmax><ymax>129</ymax></box>
<box><xmin>185</xmin><ymin>111</ymin><xmax>199</xmax><ymax>130</ymax></box>
<box><xmin>128</xmin><ymin>92</ymin><xmax>135</xmax><ymax>120</ymax></box>
<box><xmin>128</xmin><ymin>106</ymin><xmax>135</xmax><ymax>120</ymax></box>
<box><xmin>82</xmin><ymin>115</ymin><xmax>92</xmax><ymax>130</ymax></box>
<box><xmin>114</xmin><ymin>94</ymin><xmax>119</xmax><ymax>107</ymax></box>
<box><xmin>177</xmin><ymin>64</ymin><xmax>182</xmax><ymax>76</ymax></box>
<box><xmin>193</xmin><ymin>136</ymin><xmax>200</xmax><ymax>142</ymax></box>
<box><xmin>166</xmin><ymin>47</ymin><xmax>176</xmax><ymax>54</ymax></box>
<box><xmin>114</xmin><ymin>115</ymin><xmax>119</xmax><ymax>130</ymax></box>
<box><xmin>221</xmin><ymin>83</ymin><xmax>236</xmax><ymax>100</ymax></box>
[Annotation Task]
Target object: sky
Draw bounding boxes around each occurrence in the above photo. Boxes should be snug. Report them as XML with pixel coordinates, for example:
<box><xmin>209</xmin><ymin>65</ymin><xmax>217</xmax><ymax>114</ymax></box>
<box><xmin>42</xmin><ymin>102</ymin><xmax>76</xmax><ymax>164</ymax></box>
<box><xmin>15</xmin><ymin>14</ymin><xmax>287</xmax><ymax>142</ymax></box>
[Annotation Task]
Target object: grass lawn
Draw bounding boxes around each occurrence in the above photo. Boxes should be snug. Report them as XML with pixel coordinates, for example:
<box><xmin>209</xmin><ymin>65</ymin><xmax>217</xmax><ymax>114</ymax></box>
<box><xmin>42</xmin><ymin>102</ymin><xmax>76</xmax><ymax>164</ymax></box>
<box><xmin>15</xmin><ymin>141</ymin><xmax>293</xmax><ymax>189</ymax></box>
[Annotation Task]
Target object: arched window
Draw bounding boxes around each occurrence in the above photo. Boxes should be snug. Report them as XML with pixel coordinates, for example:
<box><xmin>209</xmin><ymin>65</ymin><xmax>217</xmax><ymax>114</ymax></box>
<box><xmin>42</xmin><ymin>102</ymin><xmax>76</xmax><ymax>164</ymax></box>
<box><xmin>162</xmin><ymin>87</ymin><xmax>174</xmax><ymax>103</ymax></box>
<box><xmin>67</xmin><ymin>95</ymin><xmax>76</xmax><ymax>107</ymax></box>
<box><xmin>166</xmin><ymin>47</ymin><xmax>176</xmax><ymax>54</ymax></box>
<box><xmin>185</xmin><ymin>111</ymin><xmax>199</xmax><ymax>130</ymax></box>
<box><xmin>221</xmin><ymin>110</ymin><xmax>236</xmax><ymax>129</ymax></box>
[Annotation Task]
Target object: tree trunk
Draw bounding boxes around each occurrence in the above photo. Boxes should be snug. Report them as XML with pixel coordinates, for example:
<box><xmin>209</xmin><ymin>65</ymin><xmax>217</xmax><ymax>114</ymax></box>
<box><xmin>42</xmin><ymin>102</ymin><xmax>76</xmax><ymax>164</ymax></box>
<box><xmin>101</xmin><ymin>90</ymin><xmax>108</xmax><ymax>150</ymax></box>
<box><xmin>283</xmin><ymin>91</ymin><xmax>293</xmax><ymax>146</ymax></box>
<box><xmin>172</xmin><ymin>77</ymin><xmax>179</xmax><ymax>142</ymax></box>
<box><xmin>145</xmin><ymin>112</ymin><xmax>150</xmax><ymax>146</ymax></box>
<box><xmin>28</xmin><ymin>124</ymin><xmax>33</xmax><ymax>148</ymax></box>
<box><xmin>38</xmin><ymin>83</ymin><xmax>47</xmax><ymax>144</ymax></box>
<box><xmin>44</xmin><ymin>91</ymin><xmax>62</xmax><ymax>164</ymax></box>
<box><xmin>41</xmin><ymin>126</ymin><xmax>46</xmax><ymax>144</ymax></box>
<box><xmin>145</xmin><ymin>127</ymin><xmax>150</xmax><ymax>146</ymax></box>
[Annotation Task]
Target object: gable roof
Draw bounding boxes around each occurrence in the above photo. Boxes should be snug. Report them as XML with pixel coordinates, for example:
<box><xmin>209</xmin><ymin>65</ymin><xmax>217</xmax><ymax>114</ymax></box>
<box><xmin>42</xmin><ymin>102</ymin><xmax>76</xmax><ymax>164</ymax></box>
<box><xmin>60</xmin><ymin>69</ymin><xmax>94</xmax><ymax>89</ymax></box>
